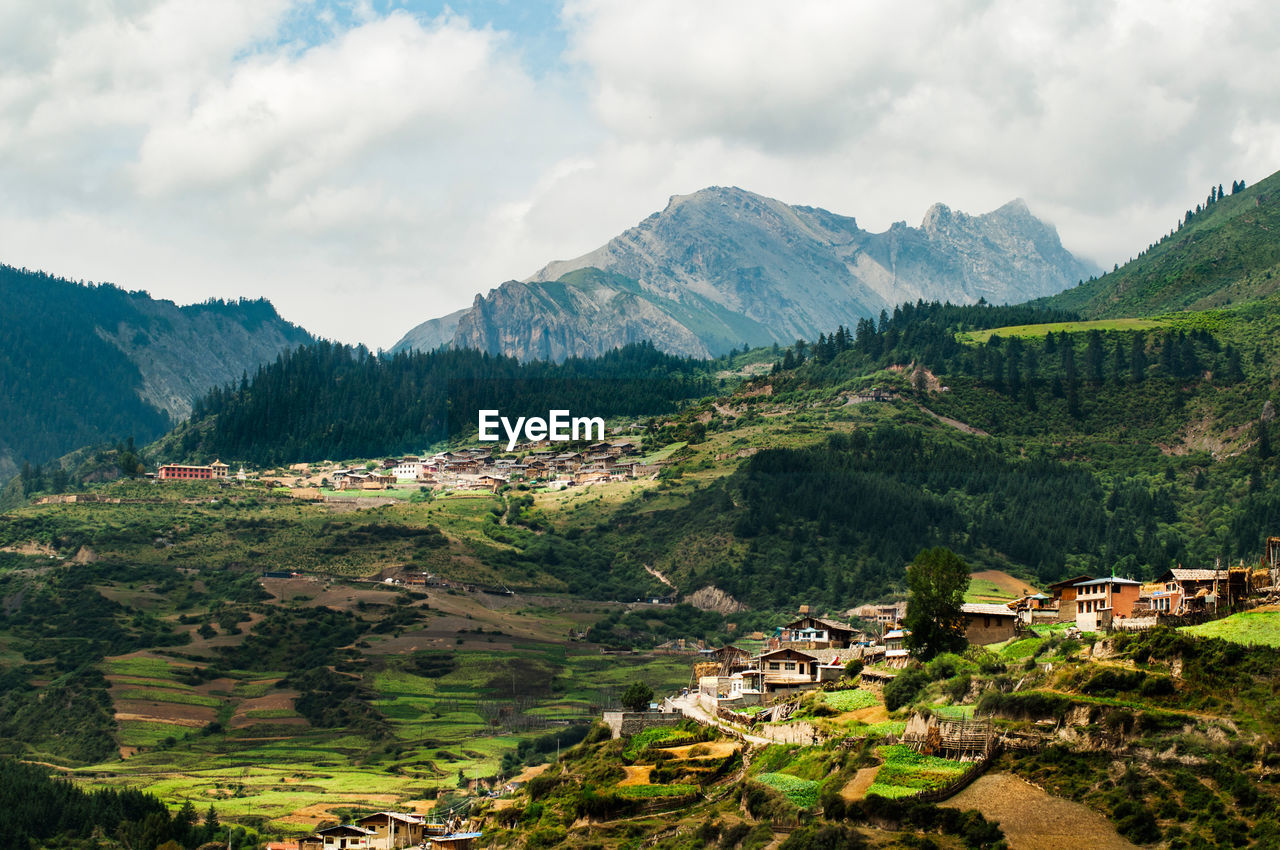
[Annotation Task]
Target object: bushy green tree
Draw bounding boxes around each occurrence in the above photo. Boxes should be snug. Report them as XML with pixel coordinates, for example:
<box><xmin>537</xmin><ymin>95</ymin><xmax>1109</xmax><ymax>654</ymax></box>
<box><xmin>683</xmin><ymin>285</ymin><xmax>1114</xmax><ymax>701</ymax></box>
<box><xmin>620</xmin><ymin>682</ymin><xmax>654</xmax><ymax>712</ymax></box>
<box><xmin>903</xmin><ymin>547</ymin><xmax>970</xmax><ymax>661</ymax></box>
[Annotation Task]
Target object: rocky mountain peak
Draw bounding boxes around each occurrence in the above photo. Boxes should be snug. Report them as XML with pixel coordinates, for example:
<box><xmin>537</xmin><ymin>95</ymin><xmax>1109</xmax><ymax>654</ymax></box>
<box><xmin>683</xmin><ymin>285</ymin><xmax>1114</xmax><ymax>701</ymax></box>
<box><xmin>394</xmin><ymin>187</ymin><xmax>1100</xmax><ymax>361</ymax></box>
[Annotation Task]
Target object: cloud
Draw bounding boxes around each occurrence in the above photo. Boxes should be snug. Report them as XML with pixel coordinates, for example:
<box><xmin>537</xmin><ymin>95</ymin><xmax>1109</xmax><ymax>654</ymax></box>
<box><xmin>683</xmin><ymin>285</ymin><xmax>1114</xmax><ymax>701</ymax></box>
<box><xmin>1</xmin><ymin>1</ymin><xmax>1279</xmax><ymax>348</ymax></box>
<box><xmin>0</xmin><ymin>1</ymin><xmax>591</xmax><ymax>345</ymax></box>
<box><xmin>549</xmin><ymin>0</ymin><xmax>1280</xmax><ymax>262</ymax></box>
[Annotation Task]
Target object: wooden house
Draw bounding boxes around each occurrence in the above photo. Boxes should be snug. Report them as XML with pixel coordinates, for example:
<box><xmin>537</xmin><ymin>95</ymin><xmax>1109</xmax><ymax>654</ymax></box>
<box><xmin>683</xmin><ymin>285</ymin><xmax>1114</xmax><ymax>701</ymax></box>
<box><xmin>1153</xmin><ymin>567</ymin><xmax>1250</xmax><ymax>614</ymax></box>
<box><xmin>748</xmin><ymin>647</ymin><xmax>824</xmax><ymax>696</ymax></box>
<box><xmin>355</xmin><ymin>812</ymin><xmax>426</xmax><ymax>848</ymax></box>
<box><xmin>883</xmin><ymin>628</ymin><xmax>911</xmax><ymax>668</ymax></box>
<box><xmin>778</xmin><ymin>615</ymin><xmax>860</xmax><ymax>648</ymax></box>
<box><xmin>1046</xmin><ymin>574</ymin><xmax>1093</xmax><ymax>621</ymax></box>
<box><xmin>314</xmin><ymin>824</ymin><xmax>376</xmax><ymax>848</ymax></box>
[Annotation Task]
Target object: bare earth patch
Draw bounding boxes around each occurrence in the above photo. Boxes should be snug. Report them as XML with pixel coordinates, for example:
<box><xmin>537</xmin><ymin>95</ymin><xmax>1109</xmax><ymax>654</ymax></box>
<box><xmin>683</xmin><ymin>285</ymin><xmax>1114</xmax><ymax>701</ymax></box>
<box><xmin>841</xmin><ymin>766</ymin><xmax>880</xmax><ymax>802</ymax></box>
<box><xmin>942</xmin><ymin>773</ymin><xmax>1138</xmax><ymax>850</ymax></box>
<box><xmin>279</xmin><ymin>796</ymin><xmax>402</xmax><ymax>828</ymax></box>
<box><xmin>663</xmin><ymin>740</ymin><xmax>740</xmax><ymax>760</ymax></box>
<box><xmin>114</xmin><ymin>710</ymin><xmax>209</xmax><ymax>728</ymax></box>
<box><xmin>618</xmin><ymin>765</ymin><xmax>653</xmax><ymax>787</ymax></box>
<box><xmin>114</xmin><ymin>701</ymin><xmax>216</xmax><ymax>727</ymax></box>
<box><xmin>971</xmin><ymin>569</ymin><xmax>1039</xmax><ymax>598</ymax></box>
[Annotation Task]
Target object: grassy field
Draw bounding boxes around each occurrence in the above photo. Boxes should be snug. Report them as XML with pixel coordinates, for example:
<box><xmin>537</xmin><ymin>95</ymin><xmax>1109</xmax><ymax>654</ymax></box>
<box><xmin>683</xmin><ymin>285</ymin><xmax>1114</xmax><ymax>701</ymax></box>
<box><xmin>1180</xmin><ymin>610</ymin><xmax>1280</xmax><ymax>647</ymax></box>
<box><xmin>956</xmin><ymin>318</ymin><xmax>1166</xmax><ymax>345</ymax></box>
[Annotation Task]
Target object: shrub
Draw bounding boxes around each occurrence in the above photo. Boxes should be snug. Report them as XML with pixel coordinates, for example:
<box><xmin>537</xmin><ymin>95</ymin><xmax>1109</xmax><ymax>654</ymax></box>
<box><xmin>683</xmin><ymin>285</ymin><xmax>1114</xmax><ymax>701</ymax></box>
<box><xmin>884</xmin><ymin>667</ymin><xmax>930</xmax><ymax>710</ymax></box>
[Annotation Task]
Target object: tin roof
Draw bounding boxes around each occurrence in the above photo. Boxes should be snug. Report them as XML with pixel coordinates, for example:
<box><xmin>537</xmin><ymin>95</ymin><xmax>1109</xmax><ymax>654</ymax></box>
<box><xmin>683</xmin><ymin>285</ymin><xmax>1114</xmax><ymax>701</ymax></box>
<box><xmin>1073</xmin><ymin>576</ymin><xmax>1142</xmax><ymax>587</ymax></box>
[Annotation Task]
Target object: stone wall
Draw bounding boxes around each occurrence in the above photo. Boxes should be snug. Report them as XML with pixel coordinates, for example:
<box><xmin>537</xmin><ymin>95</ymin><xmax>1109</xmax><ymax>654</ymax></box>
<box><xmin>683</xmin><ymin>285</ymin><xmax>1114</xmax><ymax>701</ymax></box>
<box><xmin>601</xmin><ymin>710</ymin><xmax>685</xmax><ymax>739</ymax></box>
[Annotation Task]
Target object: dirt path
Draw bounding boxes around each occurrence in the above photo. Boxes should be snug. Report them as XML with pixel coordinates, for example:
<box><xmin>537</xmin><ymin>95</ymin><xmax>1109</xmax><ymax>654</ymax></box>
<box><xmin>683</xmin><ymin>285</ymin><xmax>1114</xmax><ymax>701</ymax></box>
<box><xmin>643</xmin><ymin>564</ymin><xmax>676</xmax><ymax>590</ymax></box>
<box><xmin>943</xmin><ymin>773</ymin><xmax>1138</xmax><ymax>850</ymax></box>
<box><xmin>918</xmin><ymin>405</ymin><xmax>990</xmax><ymax>437</ymax></box>
<box><xmin>841</xmin><ymin>766</ymin><xmax>880</xmax><ymax>802</ymax></box>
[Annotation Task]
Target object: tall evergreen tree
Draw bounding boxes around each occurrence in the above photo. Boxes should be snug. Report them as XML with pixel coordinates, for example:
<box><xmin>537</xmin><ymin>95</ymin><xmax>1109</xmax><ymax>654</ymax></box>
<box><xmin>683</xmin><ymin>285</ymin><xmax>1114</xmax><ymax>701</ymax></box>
<box><xmin>903</xmin><ymin>547</ymin><xmax>970</xmax><ymax>661</ymax></box>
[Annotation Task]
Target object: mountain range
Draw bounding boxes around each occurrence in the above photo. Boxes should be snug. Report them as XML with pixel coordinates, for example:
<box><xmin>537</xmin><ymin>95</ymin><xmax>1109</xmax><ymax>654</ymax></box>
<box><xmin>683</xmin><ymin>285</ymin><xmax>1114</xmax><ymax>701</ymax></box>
<box><xmin>394</xmin><ymin>186</ymin><xmax>1100</xmax><ymax>360</ymax></box>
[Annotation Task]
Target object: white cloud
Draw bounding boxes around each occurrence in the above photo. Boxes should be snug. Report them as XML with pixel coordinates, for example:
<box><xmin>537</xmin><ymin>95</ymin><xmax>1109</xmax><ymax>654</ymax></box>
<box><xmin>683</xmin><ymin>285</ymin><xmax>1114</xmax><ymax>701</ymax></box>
<box><xmin>0</xmin><ymin>0</ymin><xmax>1278</xmax><ymax>348</ymax></box>
<box><xmin>552</xmin><ymin>0</ymin><xmax>1280</xmax><ymax>265</ymax></box>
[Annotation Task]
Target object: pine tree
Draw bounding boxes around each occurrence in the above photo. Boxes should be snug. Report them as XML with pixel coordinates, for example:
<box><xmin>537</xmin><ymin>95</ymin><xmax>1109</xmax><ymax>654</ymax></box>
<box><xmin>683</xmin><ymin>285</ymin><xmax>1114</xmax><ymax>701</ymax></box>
<box><xmin>1130</xmin><ymin>334</ymin><xmax>1147</xmax><ymax>383</ymax></box>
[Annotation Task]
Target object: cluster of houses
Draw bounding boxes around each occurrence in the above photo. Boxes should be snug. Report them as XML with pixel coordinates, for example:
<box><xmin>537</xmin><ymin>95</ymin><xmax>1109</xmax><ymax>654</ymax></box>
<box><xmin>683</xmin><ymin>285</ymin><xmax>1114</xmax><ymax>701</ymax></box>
<box><xmin>329</xmin><ymin>440</ymin><xmax>655</xmax><ymax>493</ymax></box>
<box><xmin>1045</xmin><ymin>563</ymin><xmax>1275</xmax><ymax>630</ymax></box>
<box><xmin>278</xmin><ymin>812</ymin><xmax>479</xmax><ymax>850</ymax></box>
<box><xmin>695</xmin><ymin>560</ymin><xmax>1280</xmax><ymax>709</ymax></box>
<box><xmin>695</xmin><ymin>603</ymin><xmax>1028</xmax><ymax>706</ymax></box>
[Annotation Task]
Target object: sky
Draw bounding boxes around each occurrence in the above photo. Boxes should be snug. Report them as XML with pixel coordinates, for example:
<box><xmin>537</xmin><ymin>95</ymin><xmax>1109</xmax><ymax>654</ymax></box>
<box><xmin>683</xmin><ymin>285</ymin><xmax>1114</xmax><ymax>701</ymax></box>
<box><xmin>2</xmin><ymin>0</ymin><xmax>1278</xmax><ymax>349</ymax></box>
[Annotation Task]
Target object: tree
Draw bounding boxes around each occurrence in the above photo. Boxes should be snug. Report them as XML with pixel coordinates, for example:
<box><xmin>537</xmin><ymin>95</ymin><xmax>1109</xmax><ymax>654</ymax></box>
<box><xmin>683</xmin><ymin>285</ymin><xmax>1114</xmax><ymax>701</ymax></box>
<box><xmin>621</xmin><ymin>681</ymin><xmax>654</xmax><ymax>712</ymax></box>
<box><xmin>201</xmin><ymin>806</ymin><xmax>220</xmax><ymax>844</ymax></box>
<box><xmin>903</xmin><ymin>547</ymin><xmax>970</xmax><ymax>661</ymax></box>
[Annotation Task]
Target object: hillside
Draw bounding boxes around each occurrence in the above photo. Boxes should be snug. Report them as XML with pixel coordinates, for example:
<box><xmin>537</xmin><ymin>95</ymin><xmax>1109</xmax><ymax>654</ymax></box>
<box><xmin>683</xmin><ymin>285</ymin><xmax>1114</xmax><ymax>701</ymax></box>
<box><xmin>1042</xmin><ymin>169</ymin><xmax>1280</xmax><ymax>318</ymax></box>
<box><xmin>0</xmin><ymin>265</ymin><xmax>312</xmax><ymax>482</ymax></box>
<box><xmin>163</xmin><ymin>340</ymin><xmax>716</xmax><ymax>467</ymax></box>
<box><xmin>395</xmin><ymin>186</ymin><xmax>1098</xmax><ymax>360</ymax></box>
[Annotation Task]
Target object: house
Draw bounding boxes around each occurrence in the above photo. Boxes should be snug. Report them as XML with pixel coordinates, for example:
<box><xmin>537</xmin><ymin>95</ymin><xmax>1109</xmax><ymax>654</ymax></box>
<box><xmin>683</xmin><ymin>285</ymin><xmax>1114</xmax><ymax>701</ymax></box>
<box><xmin>1046</xmin><ymin>575</ymin><xmax>1093</xmax><ymax>621</ymax></box>
<box><xmin>158</xmin><ymin>461</ymin><xmax>229</xmax><ymax>481</ymax></box>
<box><xmin>849</xmin><ymin>602</ymin><xmax>907</xmax><ymax>629</ymax></box>
<box><xmin>960</xmin><ymin>602</ymin><xmax>1020</xmax><ymax>645</ymax></box>
<box><xmin>314</xmin><ymin>824</ymin><xmax>376</xmax><ymax>848</ymax></box>
<box><xmin>355</xmin><ymin>812</ymin><xmax>426</xmax><ymax>848</ymax></box>
<box><xmin>1073</xmin><ymin>576</ymin><xmax>1142</xmax><ymax>631</ymax></box>
<box><xmin>748</xmin><ymin>647</ymin><xmax>824</xmax><ymax>696</ymax></box>
<box><xmin>1154</xmin><ymin>567</ymin><xmax>1251</xmax><ymax>613</ymax></box>
<box><xmin>391</xmin><ymin>459</ymin><xmax>426</xmax><ymax>480</ymax></box>
<box><xmin>883</xmin><ymin>628</ymin><xmax>911</xmax><ymax>668</ymax></box>
<box><xmin>777</xmin><ymin>615</ymin><xmax>860</xmax><ymax>648</ymax></box>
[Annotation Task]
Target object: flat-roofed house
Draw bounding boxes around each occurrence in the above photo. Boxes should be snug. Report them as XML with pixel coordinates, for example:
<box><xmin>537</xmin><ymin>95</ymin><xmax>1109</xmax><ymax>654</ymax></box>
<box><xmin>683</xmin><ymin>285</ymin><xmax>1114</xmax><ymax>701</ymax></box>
<box><xmin>1074</xmin><ymin>576</ymin><xmax>1142</xmax><ymax>631</ymax></box>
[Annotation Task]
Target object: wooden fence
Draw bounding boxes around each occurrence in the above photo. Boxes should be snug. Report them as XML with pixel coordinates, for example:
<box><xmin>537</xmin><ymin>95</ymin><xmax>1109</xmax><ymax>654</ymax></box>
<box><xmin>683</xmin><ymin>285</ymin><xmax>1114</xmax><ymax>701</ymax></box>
<box><xmin>908</xmin><ymin>740</ymin><xmax>1002</xmax><ymax>804</ymax></box>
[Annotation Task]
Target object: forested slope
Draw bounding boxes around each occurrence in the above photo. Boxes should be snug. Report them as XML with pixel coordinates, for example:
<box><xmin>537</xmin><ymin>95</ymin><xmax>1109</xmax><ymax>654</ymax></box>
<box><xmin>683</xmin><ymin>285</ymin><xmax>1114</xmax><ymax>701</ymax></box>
<box><xmin>168</xmin><ymin>341</ymin><xmax>716</xmax><ymax>465</ymax></box>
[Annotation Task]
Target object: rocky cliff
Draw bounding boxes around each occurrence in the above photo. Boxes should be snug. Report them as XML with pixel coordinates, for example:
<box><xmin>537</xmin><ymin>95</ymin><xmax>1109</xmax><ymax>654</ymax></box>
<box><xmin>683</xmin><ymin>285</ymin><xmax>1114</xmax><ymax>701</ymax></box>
<box><xmin>395</xmin><ymin>186</ymin><xmax>1099</xmax><ymax>360</ymax></box>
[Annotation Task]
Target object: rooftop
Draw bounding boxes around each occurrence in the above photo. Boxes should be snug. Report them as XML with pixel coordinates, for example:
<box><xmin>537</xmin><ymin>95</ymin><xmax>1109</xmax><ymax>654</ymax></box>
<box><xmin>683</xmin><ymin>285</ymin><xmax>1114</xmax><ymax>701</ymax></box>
<box><xmin>1074</xmin><ymin>576</ymin><xmax>1142</xmax><ymax>587</ymax></box>
<box><xmin>961</xmin><ymin>602</ymin><xmax>1018</xmax><ymax>617</ymax></box>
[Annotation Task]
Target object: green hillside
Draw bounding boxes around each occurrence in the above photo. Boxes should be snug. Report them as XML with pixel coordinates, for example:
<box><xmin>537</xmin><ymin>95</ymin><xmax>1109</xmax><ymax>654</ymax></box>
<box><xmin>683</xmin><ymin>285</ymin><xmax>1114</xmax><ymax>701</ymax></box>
<box><xmin>0</xmin><ymin>264</ymin><xmax>312</xmax><ymax>484</ymax></box>
<box><xmin>1043</xmin><ymin>169</ymin><xmax>1280</xmax><ymax>318</ymax></box>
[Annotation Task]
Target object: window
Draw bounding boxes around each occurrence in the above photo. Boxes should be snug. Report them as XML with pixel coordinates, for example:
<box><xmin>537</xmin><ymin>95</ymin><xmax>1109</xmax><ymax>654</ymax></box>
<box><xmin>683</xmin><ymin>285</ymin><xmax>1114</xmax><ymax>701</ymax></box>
<box><xmin>769</xmin><ymin>662</ymin><xmax>780</xmax><ymax>671</ymax></box>
<box><xmin>783</xmin><ymin>662</ymin><xmax>796</xmax><ymax>671</ymax></box>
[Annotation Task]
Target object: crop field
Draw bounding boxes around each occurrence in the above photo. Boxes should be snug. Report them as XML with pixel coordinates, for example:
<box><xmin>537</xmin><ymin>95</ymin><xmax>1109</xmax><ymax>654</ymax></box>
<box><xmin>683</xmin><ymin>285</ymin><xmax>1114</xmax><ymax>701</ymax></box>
<box><xmin>1180</xmin><ymin>610</ymin><xmax>1280</xmax><ymax>647</ymax></box>
<box><xmin>819</xmin><ymin>689</ymin><xmax>879</xmax><ymax>712</ymax></box>
<box><xmin>865</xmin><ymin>744</ymin><xmax>966</xmax><ymax>799</ymax></box>
<box><xmin>80</xmin><ymin>635</ymin><xmax>692</xmax><ymax>832</ymax></box>
<box><xmin>754</xmin><ymin>772</ymin><xmax>819</xmax><ymax>808</ymax></box>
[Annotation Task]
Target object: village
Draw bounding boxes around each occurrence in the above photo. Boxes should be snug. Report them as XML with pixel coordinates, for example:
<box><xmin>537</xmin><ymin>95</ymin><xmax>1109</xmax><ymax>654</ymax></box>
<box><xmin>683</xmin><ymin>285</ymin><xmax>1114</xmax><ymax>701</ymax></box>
<box><xmin>682</xmin><ymin>546</ymin><xmax>1280</xmax><ymax>714</ymax></box>
<box><xmin>153</xmin><ymin>438</ymin><xmax>657</xmax><ymax>496</ymax></box>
